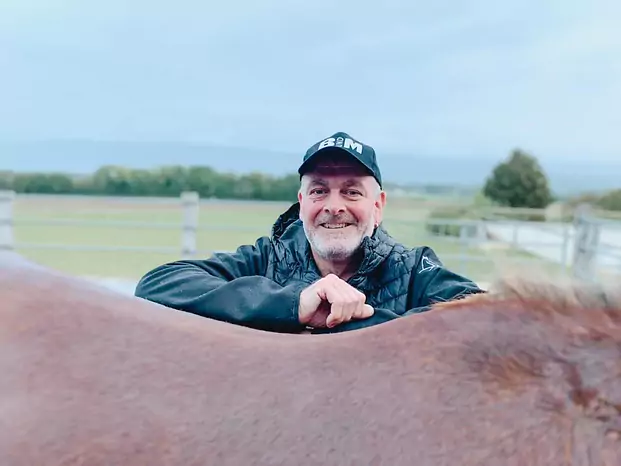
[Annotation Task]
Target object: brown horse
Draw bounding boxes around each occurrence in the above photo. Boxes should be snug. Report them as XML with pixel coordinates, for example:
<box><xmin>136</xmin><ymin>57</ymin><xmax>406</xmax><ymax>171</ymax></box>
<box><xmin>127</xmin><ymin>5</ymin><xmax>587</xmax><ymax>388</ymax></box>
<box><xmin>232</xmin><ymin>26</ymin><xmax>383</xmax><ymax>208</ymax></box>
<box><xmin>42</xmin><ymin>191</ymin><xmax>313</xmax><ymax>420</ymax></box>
<box><xmin>1</xmin><ymin>251</ymin><xmax>620</xmax><ymax>465</ymax></box>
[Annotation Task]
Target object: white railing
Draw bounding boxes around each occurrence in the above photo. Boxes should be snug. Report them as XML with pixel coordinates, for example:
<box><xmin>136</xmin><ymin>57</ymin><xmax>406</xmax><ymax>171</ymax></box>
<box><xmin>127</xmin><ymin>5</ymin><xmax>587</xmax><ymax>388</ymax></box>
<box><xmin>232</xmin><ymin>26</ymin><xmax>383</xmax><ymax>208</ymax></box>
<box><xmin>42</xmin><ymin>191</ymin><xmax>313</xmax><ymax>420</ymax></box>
<box><xmin>0</xmin><ymin>190</ymin><xmax>201</xmax><ymax>259</ymax></box>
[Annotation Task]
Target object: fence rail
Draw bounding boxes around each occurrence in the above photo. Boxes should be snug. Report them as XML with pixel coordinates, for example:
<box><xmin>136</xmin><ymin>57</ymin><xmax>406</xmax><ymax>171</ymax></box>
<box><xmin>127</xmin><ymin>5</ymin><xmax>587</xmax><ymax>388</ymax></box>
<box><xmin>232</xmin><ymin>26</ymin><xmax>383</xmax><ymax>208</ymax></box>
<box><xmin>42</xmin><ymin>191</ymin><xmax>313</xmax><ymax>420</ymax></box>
<box><xmin>1</xmin><ymin>190</ymin><xmax>620</xmax><ymax>284</ymax></box>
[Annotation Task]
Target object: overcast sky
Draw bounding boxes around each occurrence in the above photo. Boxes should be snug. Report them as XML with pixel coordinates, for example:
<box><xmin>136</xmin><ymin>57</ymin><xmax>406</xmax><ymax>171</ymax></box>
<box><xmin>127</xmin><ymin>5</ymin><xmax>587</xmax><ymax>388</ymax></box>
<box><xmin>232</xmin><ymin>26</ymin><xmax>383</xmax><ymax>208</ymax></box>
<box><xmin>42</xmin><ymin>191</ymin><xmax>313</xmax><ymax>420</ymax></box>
<box><xmin>1</xmin><ymin>0</ymin><xmax>619</xmax><ymax>162</ymax></box>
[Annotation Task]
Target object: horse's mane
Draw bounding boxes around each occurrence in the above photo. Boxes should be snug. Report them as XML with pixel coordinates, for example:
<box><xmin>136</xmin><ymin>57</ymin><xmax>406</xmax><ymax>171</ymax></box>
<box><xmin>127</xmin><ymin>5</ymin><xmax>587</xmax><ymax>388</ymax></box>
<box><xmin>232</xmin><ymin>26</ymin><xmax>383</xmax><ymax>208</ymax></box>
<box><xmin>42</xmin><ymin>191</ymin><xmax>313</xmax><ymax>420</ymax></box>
<box><xmin>435</xmin><ymin>272</ymin><xmax>621</xmax><ymax>331</ymax></box>
<box><xmin>431</xmin><ymin>273</ymin><xmax>621</xmax><ymax>426</ymax></box>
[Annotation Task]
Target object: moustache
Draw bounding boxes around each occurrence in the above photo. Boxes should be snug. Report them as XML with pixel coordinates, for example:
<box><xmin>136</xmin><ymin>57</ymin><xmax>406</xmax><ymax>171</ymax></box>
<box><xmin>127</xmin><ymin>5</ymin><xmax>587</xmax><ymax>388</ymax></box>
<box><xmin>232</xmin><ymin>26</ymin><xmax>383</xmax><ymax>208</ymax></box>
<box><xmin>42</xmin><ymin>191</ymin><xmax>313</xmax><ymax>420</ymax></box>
<box><xmin>314</xmin><ymin>214</ymin><xmax>357</xmax><ymax>226</ymax></box>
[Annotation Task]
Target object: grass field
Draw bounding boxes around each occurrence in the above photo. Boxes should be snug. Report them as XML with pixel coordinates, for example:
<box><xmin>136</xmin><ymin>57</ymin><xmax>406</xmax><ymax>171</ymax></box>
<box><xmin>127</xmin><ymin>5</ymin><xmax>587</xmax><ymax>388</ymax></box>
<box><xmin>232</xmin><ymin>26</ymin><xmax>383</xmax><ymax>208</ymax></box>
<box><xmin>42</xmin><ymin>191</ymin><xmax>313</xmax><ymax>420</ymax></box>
<box><xmin>12</xmin><ymin>194</ymin><xmax>567</xmax><ymax>285</ymax></box>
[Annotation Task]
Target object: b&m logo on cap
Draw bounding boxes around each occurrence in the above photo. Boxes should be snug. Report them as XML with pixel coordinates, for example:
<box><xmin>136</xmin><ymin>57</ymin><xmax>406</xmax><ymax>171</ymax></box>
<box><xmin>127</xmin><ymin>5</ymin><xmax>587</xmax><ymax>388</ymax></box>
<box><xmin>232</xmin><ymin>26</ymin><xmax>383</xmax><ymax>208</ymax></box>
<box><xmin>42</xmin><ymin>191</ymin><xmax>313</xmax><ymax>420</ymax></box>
<box><xmin>317</xmin><ymin>136</ymin><xmax>363</xmax><ymax>154</ymax></box>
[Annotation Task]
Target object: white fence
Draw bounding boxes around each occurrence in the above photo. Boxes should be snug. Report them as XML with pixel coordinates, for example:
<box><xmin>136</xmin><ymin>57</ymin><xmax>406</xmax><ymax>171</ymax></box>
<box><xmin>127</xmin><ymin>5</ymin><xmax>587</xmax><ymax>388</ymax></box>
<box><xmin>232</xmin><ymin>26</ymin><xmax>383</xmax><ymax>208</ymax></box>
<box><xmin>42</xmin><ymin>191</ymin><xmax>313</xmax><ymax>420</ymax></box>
<box><xmin>1</xmin><ymin>190</ymin><xmax>621</xmax><ymax>287</ymax></box>
<box><xmin>0</xmin><ymin>191</ymin><xmax>203</xmax><ymax>258</ymax></box>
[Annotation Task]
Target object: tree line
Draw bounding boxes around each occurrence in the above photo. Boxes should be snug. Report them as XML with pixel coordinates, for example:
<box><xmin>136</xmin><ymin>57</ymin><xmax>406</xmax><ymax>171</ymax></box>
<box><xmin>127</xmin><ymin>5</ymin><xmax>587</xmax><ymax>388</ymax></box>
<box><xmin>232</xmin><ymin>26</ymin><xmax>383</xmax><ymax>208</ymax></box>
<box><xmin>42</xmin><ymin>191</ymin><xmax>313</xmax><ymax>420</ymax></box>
<box><xmin>0</xmin><ymin>165</ymin><xmax>301</xmax><ymax>201</ymax></box>
<box><xmin>2</xmin><ymin>150</ymin><xmax>619</xmax><ymax>211</ymax></box>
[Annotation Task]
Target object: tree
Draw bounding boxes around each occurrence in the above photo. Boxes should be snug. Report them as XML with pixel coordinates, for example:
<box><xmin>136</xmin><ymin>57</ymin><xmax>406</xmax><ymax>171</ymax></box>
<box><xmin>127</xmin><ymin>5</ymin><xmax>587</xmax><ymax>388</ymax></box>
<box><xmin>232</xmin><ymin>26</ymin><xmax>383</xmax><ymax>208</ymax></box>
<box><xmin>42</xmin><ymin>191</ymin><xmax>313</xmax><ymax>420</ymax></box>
<box><xmin>91</xmin><ymin>166</ymin><xmax>135</xmax><ymax>195</ymax></box>
<box><xmin>0</xmin><ymin>171</ymin><xmax>14</xmax><ymax>190</ymax></box>
<box><xmin>597</xmin><ymin>189</ymin><xmax>621</xmax><ymax>211</ymax></box>
<box><xmin>12</xmin><ymin>172</ymin><xmax>74</xmax><ymax>194</ymax></box>
<box><xmin>483</xmin><ymin>149</ymin><xmax>552</xmax><ymax>208</ymax></box>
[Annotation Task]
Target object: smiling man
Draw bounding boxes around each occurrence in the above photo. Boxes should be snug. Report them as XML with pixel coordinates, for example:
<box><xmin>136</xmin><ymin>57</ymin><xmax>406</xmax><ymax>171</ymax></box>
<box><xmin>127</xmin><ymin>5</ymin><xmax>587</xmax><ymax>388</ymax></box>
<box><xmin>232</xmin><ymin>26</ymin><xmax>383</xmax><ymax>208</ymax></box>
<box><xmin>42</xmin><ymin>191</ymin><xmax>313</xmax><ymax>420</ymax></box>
<box><xmin>134</xmin><ymin>132</ymin><xmax>483</xmax><ymax>333</ymax></box>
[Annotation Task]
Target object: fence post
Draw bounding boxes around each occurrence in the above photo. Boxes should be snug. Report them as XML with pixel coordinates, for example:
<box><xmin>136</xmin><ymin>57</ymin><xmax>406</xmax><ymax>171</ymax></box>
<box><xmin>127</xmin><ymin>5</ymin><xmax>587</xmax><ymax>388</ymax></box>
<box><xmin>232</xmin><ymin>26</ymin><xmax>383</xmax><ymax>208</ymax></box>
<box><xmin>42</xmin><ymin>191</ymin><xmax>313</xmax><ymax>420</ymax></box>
<box><xmin>560</xmin><ymin>224</ymin><xmax>570</xmax><ymax>267</ymax></box>
<box><xmin>181</xmin><ymin>191</ymin><xmax>199</xmax><ymax>259</ymax></box>
<box><xmin>0</xmin><ymin>190</ymin><xmax>15</xmax><ymax>251</ymax></box>
<box><xmin>571</xmin><ymin>203</ymin><xmax>600</xmax><ymax>281</ymax></box>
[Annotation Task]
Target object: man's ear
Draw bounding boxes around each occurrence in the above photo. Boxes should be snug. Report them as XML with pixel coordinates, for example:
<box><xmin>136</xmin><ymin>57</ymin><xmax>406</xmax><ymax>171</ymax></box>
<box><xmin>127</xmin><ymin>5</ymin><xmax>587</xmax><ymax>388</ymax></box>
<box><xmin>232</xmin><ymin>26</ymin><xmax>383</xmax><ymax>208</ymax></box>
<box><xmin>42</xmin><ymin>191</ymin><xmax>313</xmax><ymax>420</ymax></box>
<box><xmin>374</xmin><ymin>190</ymin><xmax>387</xmax><ymax>225</ymax></box>
<box><xmin>375</xmin><ymin>190</ymin><xmax>387</xmax><ymax>209</ymax></box>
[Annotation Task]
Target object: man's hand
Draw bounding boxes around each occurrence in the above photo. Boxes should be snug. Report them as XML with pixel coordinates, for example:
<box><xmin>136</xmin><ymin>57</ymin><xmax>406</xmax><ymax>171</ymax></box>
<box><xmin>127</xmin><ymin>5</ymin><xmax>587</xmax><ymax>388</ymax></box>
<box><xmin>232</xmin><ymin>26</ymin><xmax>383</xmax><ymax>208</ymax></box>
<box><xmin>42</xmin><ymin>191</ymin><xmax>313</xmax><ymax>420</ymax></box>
<box><xmin>298</xmin><ymin>274</ymin><xmax>374</xmax><ymax>329</ymax></box>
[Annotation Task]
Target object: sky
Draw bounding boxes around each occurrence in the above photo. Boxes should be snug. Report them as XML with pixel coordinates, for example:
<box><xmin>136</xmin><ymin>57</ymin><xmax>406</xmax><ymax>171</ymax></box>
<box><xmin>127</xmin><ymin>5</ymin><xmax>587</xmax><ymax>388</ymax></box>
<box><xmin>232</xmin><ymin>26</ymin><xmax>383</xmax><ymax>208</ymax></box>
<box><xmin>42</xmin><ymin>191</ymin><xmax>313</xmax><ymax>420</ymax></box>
<box><xmin>0</xmin><ymin>0</ymin><xmax>619</xmax><ymax>164</ymax></box>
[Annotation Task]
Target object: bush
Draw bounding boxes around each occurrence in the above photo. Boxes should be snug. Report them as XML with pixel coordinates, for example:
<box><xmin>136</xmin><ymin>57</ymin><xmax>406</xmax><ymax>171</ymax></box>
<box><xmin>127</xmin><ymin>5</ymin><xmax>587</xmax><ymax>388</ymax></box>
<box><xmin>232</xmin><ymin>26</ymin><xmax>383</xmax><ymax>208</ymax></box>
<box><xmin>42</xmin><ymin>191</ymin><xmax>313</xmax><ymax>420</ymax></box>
<box><xmin>484</xmin><ymin>211</ymin><xmax>547</xmax><ymax>222</ymax></box>
<box><xmin>483</xmin><ymin>149</ymin><xmax>552</xmax><ymax>209</ymax></box>
<box><xmin>425</xmin><ymin>205</ymin><xmax>477</xmax><ymax>237</ymax></box>
<box><xmin>597</xmin><ymin>189</ymin><xmax>621</xmax><ymax>211</ymax></box>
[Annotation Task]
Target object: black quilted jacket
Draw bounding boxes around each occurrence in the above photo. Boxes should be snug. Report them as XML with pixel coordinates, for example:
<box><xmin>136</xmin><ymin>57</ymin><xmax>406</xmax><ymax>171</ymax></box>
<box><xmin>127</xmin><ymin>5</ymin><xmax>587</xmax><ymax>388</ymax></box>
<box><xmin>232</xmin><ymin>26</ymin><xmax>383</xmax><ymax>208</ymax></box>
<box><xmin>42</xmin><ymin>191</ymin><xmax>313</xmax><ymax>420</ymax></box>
<box><xmin>134</xmin><ymin>202</ymin><xmax>483</xmax><ymax>334</ymax></box>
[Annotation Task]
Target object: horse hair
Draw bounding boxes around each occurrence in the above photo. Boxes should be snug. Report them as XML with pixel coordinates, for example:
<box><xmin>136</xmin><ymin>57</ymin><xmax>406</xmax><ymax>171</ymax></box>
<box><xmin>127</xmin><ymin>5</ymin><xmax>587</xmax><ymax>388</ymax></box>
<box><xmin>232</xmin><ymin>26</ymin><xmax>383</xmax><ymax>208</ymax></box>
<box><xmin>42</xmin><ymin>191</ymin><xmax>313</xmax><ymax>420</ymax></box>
<box><xmin>433</xmin><ymin>272</ymin><xmax>621</xmax><ymax>428</ymax></box>
<box><xmin>435</xmin><ymin>272</ymin><xmax>621</xmax><ymax>335</ymax></box>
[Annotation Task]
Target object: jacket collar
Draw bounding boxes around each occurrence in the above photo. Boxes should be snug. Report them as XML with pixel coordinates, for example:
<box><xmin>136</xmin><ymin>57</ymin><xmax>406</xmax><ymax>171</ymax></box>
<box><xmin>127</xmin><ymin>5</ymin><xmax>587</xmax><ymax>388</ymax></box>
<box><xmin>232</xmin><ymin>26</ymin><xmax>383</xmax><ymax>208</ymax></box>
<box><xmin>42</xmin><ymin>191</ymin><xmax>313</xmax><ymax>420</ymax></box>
<box><xmin>271</xmin><ymin>202</ymin><xmax>396</xmax><ymax>276</ymax></box>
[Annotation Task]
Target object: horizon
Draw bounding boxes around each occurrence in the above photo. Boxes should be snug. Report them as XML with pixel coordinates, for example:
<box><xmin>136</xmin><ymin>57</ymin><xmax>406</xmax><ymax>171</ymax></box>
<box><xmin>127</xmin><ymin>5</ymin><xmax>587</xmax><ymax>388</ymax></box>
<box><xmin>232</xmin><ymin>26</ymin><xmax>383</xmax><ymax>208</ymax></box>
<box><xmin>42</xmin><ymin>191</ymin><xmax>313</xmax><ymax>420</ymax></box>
<box><xmin>3</xmin><ymin>138</ymin><xmax>621</xmax><ymax>197</ymax></box>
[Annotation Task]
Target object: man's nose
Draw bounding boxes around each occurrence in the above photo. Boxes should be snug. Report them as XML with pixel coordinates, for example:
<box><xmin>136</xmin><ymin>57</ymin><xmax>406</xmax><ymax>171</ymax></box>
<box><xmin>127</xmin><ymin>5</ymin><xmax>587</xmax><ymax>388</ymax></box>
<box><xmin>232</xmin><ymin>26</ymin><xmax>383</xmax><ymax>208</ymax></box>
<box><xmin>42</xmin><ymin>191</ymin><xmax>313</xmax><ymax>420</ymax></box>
<box><xmin>323</xmin><ymin>193</ymin><xmax>346</xmax><ymax>215</ymax></box>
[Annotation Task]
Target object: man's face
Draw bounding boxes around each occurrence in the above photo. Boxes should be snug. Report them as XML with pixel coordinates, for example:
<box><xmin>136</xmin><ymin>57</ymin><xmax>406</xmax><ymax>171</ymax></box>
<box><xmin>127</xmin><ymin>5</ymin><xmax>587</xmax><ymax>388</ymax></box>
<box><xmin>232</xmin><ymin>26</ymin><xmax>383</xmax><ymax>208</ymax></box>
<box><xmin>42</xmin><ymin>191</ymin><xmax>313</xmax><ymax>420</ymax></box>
<box><xmin>298</xmin><ymin>154</ymin><xmax>386</xmax><ymax>261</ymax></box>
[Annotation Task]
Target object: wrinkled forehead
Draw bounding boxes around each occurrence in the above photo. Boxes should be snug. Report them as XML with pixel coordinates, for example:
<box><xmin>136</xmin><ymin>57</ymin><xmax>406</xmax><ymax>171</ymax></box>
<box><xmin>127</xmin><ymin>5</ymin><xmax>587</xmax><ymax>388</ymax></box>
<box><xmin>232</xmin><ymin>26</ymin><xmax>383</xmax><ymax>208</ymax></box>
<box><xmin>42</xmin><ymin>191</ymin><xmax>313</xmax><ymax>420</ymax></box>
<box><xmin>302</xmin><ymin>170</ymin><xmax>374</xmax><ymax>192</ymax></box>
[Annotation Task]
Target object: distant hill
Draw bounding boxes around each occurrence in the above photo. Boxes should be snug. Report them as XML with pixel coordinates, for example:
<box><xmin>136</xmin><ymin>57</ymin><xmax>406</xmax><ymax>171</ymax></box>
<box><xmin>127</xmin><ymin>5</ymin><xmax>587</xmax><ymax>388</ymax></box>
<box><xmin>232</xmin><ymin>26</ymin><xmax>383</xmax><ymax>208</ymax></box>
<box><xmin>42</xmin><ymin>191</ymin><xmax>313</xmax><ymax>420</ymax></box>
<box><xmin>1</xmin><ymin>140</ymin><xmax>618</xmax><ymax>197</ymax></box>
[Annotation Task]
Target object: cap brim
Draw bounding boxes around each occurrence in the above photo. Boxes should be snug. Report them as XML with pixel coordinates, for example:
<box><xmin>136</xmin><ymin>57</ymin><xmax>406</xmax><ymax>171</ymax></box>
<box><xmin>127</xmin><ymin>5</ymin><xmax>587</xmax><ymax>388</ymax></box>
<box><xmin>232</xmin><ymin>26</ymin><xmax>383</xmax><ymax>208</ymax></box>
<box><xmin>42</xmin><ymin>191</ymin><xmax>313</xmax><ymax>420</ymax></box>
<box><xmin>298</xmin><ymin>146</ymin><xmax>375</xmax><ymax>178</ymax></box>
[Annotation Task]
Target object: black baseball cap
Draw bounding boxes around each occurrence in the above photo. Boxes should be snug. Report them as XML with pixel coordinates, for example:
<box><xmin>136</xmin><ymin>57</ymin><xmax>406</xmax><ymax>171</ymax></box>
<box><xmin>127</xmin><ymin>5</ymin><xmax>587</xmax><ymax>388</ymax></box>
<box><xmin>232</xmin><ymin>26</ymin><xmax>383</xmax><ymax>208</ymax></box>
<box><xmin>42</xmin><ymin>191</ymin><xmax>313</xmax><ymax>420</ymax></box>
<box><xmin>297</xmin><ymin>131</ymin><xmax>382</xmax><ymax>188</ymax></box>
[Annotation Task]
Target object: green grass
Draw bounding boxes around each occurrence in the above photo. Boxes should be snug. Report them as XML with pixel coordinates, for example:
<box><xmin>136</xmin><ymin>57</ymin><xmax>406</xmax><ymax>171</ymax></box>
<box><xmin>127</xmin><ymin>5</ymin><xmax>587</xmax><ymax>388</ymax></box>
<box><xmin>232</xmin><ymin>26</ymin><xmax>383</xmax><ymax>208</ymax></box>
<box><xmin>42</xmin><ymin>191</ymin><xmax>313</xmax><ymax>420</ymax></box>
<box><xmin>12</xmin><ymin>195</ymin><xmax>566</xmax><ymax>285</ymax></box>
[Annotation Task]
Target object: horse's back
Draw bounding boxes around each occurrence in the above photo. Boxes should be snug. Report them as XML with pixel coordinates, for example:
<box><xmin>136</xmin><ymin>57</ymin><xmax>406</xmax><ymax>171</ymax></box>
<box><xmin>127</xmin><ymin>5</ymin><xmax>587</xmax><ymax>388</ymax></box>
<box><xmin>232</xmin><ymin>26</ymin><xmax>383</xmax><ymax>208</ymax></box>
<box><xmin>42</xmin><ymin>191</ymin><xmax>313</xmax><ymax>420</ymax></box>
<box><xmin>0</xmin><ymin>254</ymin><xmax>426</xmax><ymax>465</ymax></box>
<box><xmin>2</xmin><ymin>254</ymin><xmax>615</xmax><ymax>465</ymax></box>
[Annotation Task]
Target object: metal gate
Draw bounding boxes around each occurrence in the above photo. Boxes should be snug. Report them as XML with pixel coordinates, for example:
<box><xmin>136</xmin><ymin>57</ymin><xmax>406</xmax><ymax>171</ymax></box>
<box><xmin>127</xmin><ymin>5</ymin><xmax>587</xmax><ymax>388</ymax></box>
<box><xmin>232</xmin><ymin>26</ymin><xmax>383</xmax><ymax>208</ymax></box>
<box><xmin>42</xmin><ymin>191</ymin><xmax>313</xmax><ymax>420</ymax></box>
<box><xmin>572</xmin><ymin>204</ymin><xmax>621</xmax><ymax>282</ymax></box>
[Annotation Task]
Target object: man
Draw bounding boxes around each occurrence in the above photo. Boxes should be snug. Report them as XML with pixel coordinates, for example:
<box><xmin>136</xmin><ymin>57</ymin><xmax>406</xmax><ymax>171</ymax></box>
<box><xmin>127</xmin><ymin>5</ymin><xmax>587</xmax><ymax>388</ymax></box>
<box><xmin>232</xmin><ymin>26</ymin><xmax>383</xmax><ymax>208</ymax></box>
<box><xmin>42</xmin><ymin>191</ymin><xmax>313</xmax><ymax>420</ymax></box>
<box><xmin>134</xmin><ymin>132</ymin><xmax>483</xmax><ymax>333</ymax></box>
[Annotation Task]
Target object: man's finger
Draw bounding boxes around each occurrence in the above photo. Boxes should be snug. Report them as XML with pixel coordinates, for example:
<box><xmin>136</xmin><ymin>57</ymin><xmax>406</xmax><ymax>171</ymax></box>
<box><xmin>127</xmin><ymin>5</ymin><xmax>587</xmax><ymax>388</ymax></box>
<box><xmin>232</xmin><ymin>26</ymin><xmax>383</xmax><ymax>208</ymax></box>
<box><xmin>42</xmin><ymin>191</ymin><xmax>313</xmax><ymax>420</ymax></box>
<box><xmin>338</xmin><ymin>283</ymin><xmax>367</xmax><ymax>322</ymax></box>
<box><xmin>327</xmin><ymin>282</ymin><xmax>358</xmax><ymax>325</ymax></box>
<box><xmin>326</xmin><ymin>300</ymin><xmax>344</xmax><ymax>328</ymax></box>
<box><xmin>357</xmin><ymin>304</ymin><xmax>374</xmax><ymax>318</ymax></box>
<box><xmin>318</xmin><ymin>275</ymin><xmax>371</xmax><ymax>328</ymax></box>
<box><xmin>328</xmin><ymin>303</ymin><xmax>373</xmax><ymax>328</ymax></box>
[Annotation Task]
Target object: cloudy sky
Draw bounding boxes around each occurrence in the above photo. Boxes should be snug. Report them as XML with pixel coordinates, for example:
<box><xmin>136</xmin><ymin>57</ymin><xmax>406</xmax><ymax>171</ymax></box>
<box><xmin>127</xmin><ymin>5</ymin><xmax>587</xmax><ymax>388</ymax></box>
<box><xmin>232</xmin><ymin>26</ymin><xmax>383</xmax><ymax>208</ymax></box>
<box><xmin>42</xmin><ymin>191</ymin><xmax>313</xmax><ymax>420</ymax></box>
<box><xmin>1</xmin><ymin>0</ymin><xmax>619</xmax><ymax>163</ymax></box>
